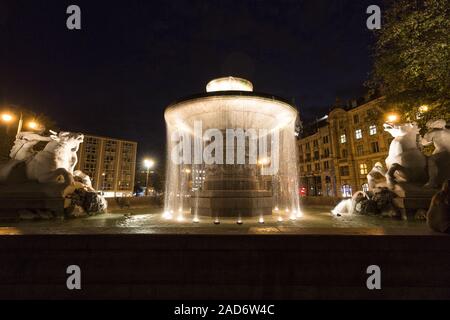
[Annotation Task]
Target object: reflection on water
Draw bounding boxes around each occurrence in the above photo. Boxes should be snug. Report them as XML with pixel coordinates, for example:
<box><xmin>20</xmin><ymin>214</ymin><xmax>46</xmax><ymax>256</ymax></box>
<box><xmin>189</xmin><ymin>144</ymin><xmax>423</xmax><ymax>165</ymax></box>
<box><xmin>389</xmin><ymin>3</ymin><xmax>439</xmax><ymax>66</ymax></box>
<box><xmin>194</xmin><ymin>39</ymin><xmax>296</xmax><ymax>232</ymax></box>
<box><xmin>0</xmin><ymin>207</ymin><xmax>430</xmax><ymax>235</ymax></box>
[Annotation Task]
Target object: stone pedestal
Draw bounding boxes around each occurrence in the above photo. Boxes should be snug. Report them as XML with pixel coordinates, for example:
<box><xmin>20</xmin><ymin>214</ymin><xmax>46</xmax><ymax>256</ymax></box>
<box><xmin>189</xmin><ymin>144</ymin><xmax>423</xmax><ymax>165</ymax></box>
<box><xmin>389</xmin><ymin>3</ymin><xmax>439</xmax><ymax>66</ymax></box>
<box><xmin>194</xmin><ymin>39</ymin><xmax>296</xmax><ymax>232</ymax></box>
<box><xmin>194</xmin><ymin>163</ymin><xmax>273</xmax><ymax>217</ymax></box>
<box><xmin>392</xmin><ymin>182</ymin><xmax>438</xmax><ymax>218</ymax></box>
<box><xmin>0</xmin><ymin>182</ymin><xmax>66</xmax><ymax>219</ymax></box>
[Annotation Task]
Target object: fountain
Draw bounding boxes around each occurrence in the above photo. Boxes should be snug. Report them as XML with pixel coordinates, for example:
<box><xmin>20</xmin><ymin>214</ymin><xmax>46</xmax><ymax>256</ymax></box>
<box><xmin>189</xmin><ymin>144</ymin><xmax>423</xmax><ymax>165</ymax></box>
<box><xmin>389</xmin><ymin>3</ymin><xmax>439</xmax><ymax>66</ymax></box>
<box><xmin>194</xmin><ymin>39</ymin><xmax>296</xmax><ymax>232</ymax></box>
<box><xmin>164</xmin><ymin>76</ymin><xmax>301</xmax><ymax>221</ymax></box>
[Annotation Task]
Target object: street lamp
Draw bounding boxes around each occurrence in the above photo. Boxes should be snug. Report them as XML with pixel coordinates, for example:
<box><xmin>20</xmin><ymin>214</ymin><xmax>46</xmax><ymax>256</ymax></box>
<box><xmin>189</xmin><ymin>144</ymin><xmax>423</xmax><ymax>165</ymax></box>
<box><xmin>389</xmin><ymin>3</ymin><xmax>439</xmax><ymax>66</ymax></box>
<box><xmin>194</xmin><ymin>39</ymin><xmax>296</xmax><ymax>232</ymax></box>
<box><xmin>1</xmin><ymin>113</ymin><xmax>13</xmax><ymax>123</ymax></box>
<box><xmin>386</xmin><ymin>113</ymin><xmax>399</xmax><ymax>123</ymax></box>
<box><xmin>143</xmin><ymin>158</ymin><xmax>155</xmax><ymax>196</ymax></box>
<box><xmin>1</xmin><ymin>111</ymin><xmax>24</xmax><ymax>135</ymax></box>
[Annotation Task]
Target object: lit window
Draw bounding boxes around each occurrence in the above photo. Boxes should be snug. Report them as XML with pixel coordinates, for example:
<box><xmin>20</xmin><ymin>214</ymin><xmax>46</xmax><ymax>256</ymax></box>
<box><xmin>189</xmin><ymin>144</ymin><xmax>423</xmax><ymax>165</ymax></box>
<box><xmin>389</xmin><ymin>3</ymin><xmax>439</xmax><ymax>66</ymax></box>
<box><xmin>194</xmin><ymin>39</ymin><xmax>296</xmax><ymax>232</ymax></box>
<box><xmin>369</xmin><ymin>125</ymin><xmax>377</xmax><ymax>135</ymax></box>
<box><xmin>355</xmin><ymin>129</ymin><xmax>362</xmax><ymax>140</ymax></box>
<box><xmin>340</xmin><ymin>134</ymin><xmax>346</xmax><ymax>144</ymax></box>
<box><xmin>362</xmin><ymin>183</ymin><xmax>369</xmax><ymax>192</ymax></box>
<box><xmin>360</xmin><ymin>163</ymin><xmax>368</xmax><ymax>175</ymax></box>
<box><xmin>341</xmin><ymin>184</ymin><xmax>352</xmax><ymax>198</ymax></box>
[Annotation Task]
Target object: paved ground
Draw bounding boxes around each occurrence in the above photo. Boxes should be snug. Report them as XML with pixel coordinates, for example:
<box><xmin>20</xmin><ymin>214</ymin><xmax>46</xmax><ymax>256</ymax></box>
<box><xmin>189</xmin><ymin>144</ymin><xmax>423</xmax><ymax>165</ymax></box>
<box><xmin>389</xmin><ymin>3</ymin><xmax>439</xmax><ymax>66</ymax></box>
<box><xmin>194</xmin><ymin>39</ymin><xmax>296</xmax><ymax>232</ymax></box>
<box><xmin>0</xmin><ymin>205</ymin><xmax>439</xmax><ymax>235</ymax></box>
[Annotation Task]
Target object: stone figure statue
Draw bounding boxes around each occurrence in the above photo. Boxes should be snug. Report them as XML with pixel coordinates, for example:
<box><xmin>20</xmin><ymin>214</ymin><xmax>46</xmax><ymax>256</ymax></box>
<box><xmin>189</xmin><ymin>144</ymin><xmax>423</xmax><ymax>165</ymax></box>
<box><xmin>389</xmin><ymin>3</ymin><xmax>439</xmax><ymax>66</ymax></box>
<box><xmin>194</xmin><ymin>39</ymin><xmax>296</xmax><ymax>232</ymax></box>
<box><xmin>367</xmin><ymin>162</ymin><xmax>387</xmax><ymax>191</ymax></box>
<box><xmin>0</xmin><ymin>131</ymin><xmax>106</xmax><ymax>219</ymax></box>
<box><xmin>9</xmin><ymin>131</ymin><xmax>52</xmax><ymax>161</ymax></box>
<box><xmin>383</xmin><ymin>122</ymin><xmax>427</xmax><ymax>188</ymax></box>
<box><xmin>421</xmin><ymin>119</ymin><xmax>450</xmax><ymax>188</ymax></box>
<box><xmin>26</xmin><ymin>132</ymin><xmax>84</xmax><ymax>186</ymax></box>
<box><xmin>426</xmin><ymin>179</ymin><xmax>450</xmax><ymax>233</ymax></box>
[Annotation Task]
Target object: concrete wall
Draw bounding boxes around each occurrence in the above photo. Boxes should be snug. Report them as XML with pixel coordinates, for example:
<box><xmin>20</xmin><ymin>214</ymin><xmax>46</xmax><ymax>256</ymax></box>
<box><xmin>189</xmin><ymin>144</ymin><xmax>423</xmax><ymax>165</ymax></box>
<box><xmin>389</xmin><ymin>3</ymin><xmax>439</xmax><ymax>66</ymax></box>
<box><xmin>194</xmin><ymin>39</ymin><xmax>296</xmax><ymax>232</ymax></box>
<box><xmin>1</xmin><ymin>234</ymin><xmax>450</xmax><ymax>299</ymax></box>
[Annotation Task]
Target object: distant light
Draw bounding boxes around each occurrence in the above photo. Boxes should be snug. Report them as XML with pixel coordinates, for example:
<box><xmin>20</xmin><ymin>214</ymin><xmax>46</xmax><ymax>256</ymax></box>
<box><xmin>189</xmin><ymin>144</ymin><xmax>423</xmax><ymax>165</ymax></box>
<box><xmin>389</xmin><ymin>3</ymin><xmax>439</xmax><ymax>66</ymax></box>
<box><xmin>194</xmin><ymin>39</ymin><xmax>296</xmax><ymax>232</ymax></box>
<box><xmin>386</xmin><ymin>113</ymin><xmax>399</xmax><ymax>123</ymax></box>
<box><xmin>143</xmin><ymin>158</ymin><xmax>155</xmax><ymax>169</ymax></box>
<box><xmin>1</xmin><ymin>113</ymin><xmax>13</xmax><ymax>122</ymax></box>
<box><xmin>277</xmin><ymin>216</ymin><xmax>283</xmax><ymax>222</ymax></box>
<box><xmin>419</xmin><ymin>105</ymin><xmax>429</xmax><ymax>113</ymax></box>
<box><xmin>27</xmin><ymin>121</ymin><xmax>39</xmax><ymax>130</ymax></box>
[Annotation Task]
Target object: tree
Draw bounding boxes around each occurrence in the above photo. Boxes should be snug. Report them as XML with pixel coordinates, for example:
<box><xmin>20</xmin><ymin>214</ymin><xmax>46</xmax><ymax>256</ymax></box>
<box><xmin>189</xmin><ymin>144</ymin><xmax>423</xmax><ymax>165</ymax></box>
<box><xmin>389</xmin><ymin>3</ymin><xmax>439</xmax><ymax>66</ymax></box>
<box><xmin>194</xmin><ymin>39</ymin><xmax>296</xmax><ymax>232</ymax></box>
<box><xmin>369</xmin><ymin>0</ymin><xmax>450</xmax><ymax>132</ymax></box>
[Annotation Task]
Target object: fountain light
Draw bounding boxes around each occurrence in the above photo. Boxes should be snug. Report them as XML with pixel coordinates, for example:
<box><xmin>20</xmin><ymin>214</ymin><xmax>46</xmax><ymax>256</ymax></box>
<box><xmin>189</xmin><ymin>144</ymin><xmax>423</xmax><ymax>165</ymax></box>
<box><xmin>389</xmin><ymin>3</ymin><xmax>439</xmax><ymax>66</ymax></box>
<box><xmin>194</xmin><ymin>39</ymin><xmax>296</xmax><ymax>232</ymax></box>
<box><xmin>296</xmin><ymin>209</ymin><xmax>303</xmax><ymax>218</ymax></box>
<box><xmin>236</xmin><ymin>219</ymin><xmax>243</xmax><ymax>225</ymax></box>
<box><xmin>258</xmin><ymin>216</ymin><xmax>265</xmax><ymax>224</ymax></box>
<box><xmin>274</xmin><ymin>206</ymin><xmax>279</xmax><ymax>212</ymax></box>
<box><xmin>277</xmin><ymin>216</ymin><xmax>283</xmax><ymax>222</ymax></box>
<box><xmin>214</xmin><ymin>218</ymin><xmax>220</xmax><ymax>225</ymax></box>
<box><xmin>192</xmin><ymin>216</ymin><xmax>199</xmax><ymax>223</ymax></box>
<box><xmin>162</xmin><ymin>211</ymin><xmax>173</xmax><ymax>220</ymax></box>
<box><xmin>177</xmin><ymin>215</ymin><xmax>184</xmax><ymax>222</ymax></box>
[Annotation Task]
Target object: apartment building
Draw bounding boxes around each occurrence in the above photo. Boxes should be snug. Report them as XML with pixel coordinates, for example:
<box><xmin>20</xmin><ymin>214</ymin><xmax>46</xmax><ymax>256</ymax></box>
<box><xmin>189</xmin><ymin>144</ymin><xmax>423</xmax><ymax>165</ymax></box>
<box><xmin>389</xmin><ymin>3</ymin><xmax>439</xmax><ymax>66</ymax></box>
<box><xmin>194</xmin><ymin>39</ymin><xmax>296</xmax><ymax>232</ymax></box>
<box><xmin>298</xmin><ymin>97</ymin><xmax>392</xmax><ymax>197</ymax></box>
<box><xmin>76</xmin><ymin>134</ymin><xmax>137</xmax><ymax>197</ymax></box>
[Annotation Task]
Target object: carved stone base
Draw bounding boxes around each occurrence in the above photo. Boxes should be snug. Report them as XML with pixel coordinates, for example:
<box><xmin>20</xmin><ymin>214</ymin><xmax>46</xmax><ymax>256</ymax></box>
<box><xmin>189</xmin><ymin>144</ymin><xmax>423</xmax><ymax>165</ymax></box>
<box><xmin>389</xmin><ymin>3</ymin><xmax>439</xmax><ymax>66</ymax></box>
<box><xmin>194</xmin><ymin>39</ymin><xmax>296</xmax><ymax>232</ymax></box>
<box><xmin>193</xmin><ymin>190</ymin><xmax>272</xmax><ymax>217</ymax></box>
<box><xmin>391</xmin><ymin>182</ymin><xmax>438</xmax><ymax>219</ymax></box>
<box><xmin>0</xmin><ymin>182</ymin><xmax>66</xmax><ymax>219</ymax></box>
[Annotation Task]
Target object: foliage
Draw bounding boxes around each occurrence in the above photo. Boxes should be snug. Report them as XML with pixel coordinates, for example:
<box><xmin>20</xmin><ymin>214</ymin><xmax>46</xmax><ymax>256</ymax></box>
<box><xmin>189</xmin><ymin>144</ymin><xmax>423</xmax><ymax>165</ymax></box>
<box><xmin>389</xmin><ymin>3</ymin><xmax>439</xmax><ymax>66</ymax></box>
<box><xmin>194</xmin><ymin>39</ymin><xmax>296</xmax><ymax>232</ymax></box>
<box><xmin>368</xmin><ymin>0</ymin><xmax>450</xmax><ymax>132</ymax></box>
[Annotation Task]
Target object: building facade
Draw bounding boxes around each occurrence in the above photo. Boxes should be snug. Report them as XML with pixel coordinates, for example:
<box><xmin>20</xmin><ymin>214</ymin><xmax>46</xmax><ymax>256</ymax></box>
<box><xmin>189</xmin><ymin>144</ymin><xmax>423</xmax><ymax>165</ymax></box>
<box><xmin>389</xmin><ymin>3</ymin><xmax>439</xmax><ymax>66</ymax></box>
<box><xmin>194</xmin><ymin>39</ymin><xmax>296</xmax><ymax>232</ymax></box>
<box><xmin>76</xmin><ymin>134</ymin><xmax>137</xmax><ymax>197</ymax></box>
<box><xmin>298</xmin><ymin>97</ymin><xmax>392</xmax><ymax>198</ymax></box>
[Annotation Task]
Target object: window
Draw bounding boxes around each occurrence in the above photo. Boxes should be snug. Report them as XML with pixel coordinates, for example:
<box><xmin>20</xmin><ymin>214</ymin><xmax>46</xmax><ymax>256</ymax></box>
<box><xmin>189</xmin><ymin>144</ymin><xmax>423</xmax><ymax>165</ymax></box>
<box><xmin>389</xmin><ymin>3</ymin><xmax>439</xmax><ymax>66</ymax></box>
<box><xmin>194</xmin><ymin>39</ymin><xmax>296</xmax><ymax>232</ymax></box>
<box><xmin>341</xmin><ymin>184</ymin><xmax>353</xmax><ymax>198</ymax></box>
<box><xmin>315</xmin><ymin>163</ymin><xmax>321</xmax><ymax>171</ymax></box>
<box><xmin>306</xmin><ymin>153</ymin><xmax>311</xmax><ymax>162</ymax></box>
<box><xmin>360</xmin><ymin>163</ymin><xmax>368</xmax><ymax>175</ymax></box>
<box><xmin>324</xmin><ymin>148</ymin><xmax>330</xmax><ymax>158</ymax></box>
<box><xmin>369</xmin><ymin>125</ymin><xmax>377</xmax><ymax>135</ymax></box>
<box><xmin>340</xmin><ymin>134</ymin><xmax>346</xmax><ymax>144</ymax></box>
<box><xmin>356</xmin><ymin>145</ymin><xmax>364</xmax><ymax>156</ymax></box>
<box><xmin>323</xmin><ymin>135</ymin><xmax>329</xmax><ymax>144</ymax></box>
<box><xmin>355</xmin><ymin>129</ymin><xmax>362</xmax><ymax>140</ymax></box>
<box><xmin>371</xmin><ymin>141</ymin><xmax>380</xmax><ymax>153</ymax></box>
<box><xmin>307</xmin><ymin>164</ymin><xmax>312</xmax><ymax>172</ymax></box>
<box><xmin>342</xmin><ymin>149</ymin><xmax>348</xmax><ymax>158</ymax></box>
<box><xmin>313</xmin><ymin>140</ymin><xmax>319</xmax><ymax>148</ymax></box>
<box><xmin>324</xmin><ymin>161</ymin><xmax>329</xmax><ymax>170</ymax></box>
<box><xmin>353</xmin><ymin>114</ymin><xmax>359</xmax><ymax>124</ymax></box>
<box><xmin>314</xmin><ymin>151</ymin><xmax>319</xmax><ymax>160</ymax></box>
<box><xmin>339</xmin><ymin>166</ymin><xmax>350</xmax><ymax>176</ymax></box>
<box><xmin>306</xmin><ymin>142</ymin><xmax>310</xmax><ymax>150</ymax></box>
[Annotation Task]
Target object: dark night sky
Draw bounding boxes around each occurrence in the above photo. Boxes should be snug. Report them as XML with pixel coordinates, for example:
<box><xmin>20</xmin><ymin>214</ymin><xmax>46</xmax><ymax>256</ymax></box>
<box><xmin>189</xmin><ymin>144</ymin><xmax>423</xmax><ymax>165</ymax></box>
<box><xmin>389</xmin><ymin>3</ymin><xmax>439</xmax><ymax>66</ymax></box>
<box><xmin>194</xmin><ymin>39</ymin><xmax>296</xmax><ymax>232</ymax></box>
<box><xmin>0</xmin><ymin>0</ymin><xmax>379</xmax><ymax>161</ymax></box>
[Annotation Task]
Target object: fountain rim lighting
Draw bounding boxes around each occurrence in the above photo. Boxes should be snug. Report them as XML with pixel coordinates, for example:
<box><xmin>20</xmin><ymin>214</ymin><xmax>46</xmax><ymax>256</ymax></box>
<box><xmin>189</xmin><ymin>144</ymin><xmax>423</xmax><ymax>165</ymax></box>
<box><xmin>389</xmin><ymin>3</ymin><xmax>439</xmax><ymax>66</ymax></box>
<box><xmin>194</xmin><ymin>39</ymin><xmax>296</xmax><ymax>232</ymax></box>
<box><xmin>165</xmin><ymin>90</ymin><xmax>297</xmax><ymax>115</ymax></box>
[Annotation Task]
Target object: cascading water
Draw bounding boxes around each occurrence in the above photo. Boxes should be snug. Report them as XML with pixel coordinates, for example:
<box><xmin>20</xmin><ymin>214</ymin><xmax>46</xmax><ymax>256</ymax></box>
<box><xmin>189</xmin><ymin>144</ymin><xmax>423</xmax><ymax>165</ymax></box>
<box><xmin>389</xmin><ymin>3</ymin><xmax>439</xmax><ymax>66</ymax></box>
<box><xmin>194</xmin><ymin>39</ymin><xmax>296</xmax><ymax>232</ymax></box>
<box><xmin>164</xmin><ymin>76</ymin><xmax>302</xmax><ymax>223</ymax></box>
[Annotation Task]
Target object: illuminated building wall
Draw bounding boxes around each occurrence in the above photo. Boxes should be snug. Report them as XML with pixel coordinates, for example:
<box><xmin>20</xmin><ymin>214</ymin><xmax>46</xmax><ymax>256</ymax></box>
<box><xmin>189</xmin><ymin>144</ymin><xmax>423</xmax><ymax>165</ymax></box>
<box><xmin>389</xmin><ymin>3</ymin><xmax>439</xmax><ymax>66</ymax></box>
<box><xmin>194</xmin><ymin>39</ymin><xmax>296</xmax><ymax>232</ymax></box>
<box><xmin>76</xmin><ymin>134</ymin><xmax>137</xmax><ymax>197</ymax></box>
<box><xmin>298</xmin><ymin>97</ymin><xmax>392</xmax><ymax>198</ymax></box>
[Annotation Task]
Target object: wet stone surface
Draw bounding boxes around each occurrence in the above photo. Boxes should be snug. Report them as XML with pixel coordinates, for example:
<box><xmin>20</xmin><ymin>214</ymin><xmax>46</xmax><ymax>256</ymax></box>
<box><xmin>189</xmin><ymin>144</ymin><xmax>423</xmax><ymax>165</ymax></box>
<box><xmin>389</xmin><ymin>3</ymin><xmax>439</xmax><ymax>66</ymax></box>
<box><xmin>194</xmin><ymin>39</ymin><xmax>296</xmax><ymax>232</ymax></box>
<box><xmin>0</xmin><ymin>206</ymin><xmax>438</xmax><ymax>236</ymax></box>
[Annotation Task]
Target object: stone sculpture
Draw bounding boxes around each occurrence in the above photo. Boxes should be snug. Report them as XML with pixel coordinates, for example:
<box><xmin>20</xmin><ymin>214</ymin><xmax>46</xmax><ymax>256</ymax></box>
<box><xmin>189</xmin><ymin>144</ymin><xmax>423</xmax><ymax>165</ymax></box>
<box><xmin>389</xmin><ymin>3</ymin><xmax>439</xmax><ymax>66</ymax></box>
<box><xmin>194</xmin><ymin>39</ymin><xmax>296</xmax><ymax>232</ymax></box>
<box><xmin>332</xmin><ymin>119</ymin><xmax>449</xmax><ymax>220</ymax></box>
<box><xmin>421</xmin><ymin>119</ymin><xmax>450</xmax><ymax>188</ymax></box>
<box><xmin>383</xmin><ymin>122</ymin><xmax>427</xmax><ymax>188</ymax></box>
<box><xmin>0</xmin><ymin>131</ymin><xmax>106</xmax><ymax>219</ymax></box>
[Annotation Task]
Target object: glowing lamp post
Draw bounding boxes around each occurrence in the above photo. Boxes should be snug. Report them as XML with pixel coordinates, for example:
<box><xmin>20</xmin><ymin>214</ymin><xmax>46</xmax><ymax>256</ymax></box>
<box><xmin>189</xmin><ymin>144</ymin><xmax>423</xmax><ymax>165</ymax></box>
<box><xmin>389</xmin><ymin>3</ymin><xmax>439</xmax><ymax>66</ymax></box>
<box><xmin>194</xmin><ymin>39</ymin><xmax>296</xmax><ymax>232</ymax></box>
<box><xmin>143</xmin><ymin>158</ymin><xmax>155</xmax><ymax>196</ymax></box>
<box><xmin>386</xmin><ymin>113</ymin><xmax>399</xmax><ymax>123</ymax></box>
